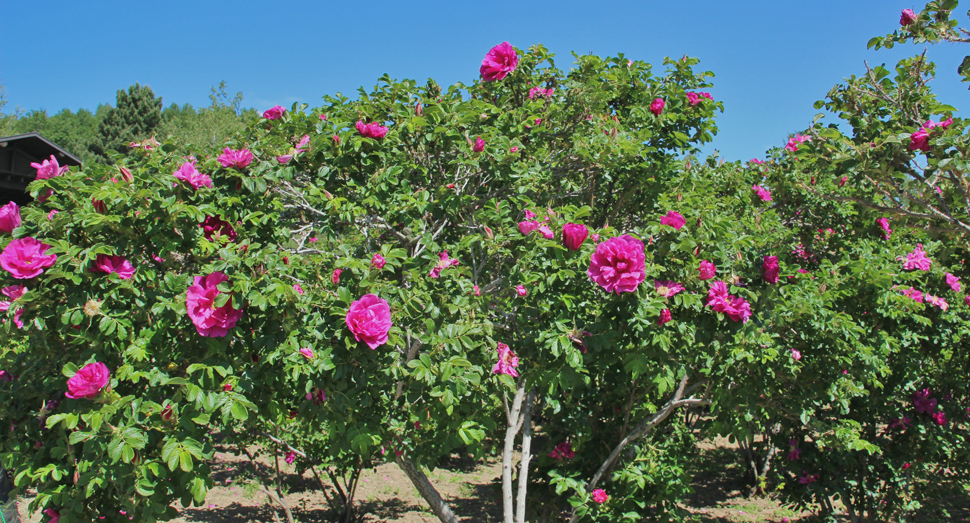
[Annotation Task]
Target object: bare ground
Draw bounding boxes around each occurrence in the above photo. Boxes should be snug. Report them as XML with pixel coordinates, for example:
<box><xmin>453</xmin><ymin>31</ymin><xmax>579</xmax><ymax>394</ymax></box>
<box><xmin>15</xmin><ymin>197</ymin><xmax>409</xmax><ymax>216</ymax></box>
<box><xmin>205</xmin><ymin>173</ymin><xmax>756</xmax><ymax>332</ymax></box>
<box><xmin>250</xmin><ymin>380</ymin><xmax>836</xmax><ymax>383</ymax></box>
<box><xmin>14</xmin><ymin>437</ymin><xmax>969</xmax><ymax>522</ymax></box>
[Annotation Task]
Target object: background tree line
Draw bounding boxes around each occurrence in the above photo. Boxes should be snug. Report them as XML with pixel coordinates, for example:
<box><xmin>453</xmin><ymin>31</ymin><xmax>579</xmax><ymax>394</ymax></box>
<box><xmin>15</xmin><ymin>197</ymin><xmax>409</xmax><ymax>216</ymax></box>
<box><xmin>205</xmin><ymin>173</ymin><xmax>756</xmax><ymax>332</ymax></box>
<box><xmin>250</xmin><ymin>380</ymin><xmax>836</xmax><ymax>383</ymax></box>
<box><xmin>0</xmin><ymin>81</ymin><xmax>258</xmax><ymax>165</ymax></box>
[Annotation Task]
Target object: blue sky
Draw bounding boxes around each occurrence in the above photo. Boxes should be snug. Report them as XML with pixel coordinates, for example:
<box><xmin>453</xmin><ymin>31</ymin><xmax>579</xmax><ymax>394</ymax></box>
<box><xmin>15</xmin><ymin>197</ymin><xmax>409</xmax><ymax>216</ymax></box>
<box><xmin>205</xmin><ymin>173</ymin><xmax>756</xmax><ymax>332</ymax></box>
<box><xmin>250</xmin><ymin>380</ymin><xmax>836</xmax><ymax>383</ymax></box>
<box><xmin>1</xmin><ymin>0</ymin><xmax>966</xmax><ymax>161</ymax></box>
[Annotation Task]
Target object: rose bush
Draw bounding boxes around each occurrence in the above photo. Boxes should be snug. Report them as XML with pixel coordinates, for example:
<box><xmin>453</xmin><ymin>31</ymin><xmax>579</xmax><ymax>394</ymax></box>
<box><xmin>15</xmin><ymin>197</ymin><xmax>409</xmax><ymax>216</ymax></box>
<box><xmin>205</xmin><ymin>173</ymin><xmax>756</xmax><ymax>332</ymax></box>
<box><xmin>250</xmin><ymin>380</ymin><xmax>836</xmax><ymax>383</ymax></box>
<box><xmin>1</xmin><ymin>14</ymin><xmax>968</xmax><ymax>523</ymax></box>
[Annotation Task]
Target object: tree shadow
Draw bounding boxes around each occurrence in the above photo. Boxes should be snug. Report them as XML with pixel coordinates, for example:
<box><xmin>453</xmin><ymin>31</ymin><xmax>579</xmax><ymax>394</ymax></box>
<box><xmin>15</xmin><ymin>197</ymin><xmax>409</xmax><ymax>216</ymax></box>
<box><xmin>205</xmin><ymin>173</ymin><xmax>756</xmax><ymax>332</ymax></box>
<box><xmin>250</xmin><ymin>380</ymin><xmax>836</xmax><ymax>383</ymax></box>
<box><xmin>447</xmin><ymin>482</ymin><xmax>502</xmax><ymax>522</ymax></box>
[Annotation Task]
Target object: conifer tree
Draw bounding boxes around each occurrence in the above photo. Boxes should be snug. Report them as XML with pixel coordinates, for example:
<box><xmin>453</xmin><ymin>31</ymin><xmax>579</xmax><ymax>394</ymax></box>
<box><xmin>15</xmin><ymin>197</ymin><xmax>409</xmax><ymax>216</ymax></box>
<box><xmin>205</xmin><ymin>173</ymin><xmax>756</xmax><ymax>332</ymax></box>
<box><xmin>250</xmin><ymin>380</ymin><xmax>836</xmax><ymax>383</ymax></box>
<box><xmin>92</xmin><ymin>83</ymin><xmax>161</xmax><ymax>159</ymax></box>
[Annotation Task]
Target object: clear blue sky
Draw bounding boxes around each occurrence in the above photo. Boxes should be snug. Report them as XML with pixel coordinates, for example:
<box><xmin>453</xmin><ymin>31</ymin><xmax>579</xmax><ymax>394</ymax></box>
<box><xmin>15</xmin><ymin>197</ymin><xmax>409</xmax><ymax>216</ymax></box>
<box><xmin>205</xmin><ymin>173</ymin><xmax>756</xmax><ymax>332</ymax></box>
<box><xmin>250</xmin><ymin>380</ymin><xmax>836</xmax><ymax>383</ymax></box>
<box><xmin>1</xmin><ymin>0</ymin><xmax>966</xmax><ymax>161</ymax></box>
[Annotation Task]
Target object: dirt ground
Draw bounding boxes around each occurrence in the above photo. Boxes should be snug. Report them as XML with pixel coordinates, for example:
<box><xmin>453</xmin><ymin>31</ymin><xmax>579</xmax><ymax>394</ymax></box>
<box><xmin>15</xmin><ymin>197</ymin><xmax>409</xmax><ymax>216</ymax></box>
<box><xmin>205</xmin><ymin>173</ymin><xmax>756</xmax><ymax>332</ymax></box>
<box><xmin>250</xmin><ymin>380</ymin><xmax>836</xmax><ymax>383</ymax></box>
<box><xmin>14</xmin><ymin>436</ymin><xmax>968</xmax><ymax>523</ymax></box>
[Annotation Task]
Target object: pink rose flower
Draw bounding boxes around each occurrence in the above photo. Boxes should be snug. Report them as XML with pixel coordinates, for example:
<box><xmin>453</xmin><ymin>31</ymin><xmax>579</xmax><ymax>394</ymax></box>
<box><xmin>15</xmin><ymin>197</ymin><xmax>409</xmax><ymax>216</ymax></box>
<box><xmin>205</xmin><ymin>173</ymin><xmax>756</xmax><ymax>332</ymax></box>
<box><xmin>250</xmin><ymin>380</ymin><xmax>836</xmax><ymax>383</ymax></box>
<box><xmin>588</xmin><ymin>234</ymin><xmax>646</xmax><ymax>294</ymax></box>
<box><xmin>65</xmin><ymin>362</ymin><xmax>110</xmax><ymax>399</ymax></box>
<box><xmin>562</xmin><ymin>223</ymin><xmax>589</xmax><ymax>251</ymax></box>
<box><xmin>649</xmin><ymin>98</ymin><xmax>665</xmax><ymax>116</ymax></box>
<box><xmin>900</xmin><ymin>8</ymin><xmax>918</xmax><ymax>25</ymax></box>
<box><xmin>372</xmin><ymin>253</ymin><xmax>386</xmax><ymax>269</ymax></box>
<box><xmin>473</xmin><ymin>136</ymin><xmax>485</xmax><ymax>152</ymax></box>
<box><xmin>787</xmin><ymin>439</ymin><xmax>801</xmax><ymax>461</ymax></box>
<box><xmin>537</xmin><ymin>223</ymin><xmax>554</xmax><ymax>239</ymax></box>
<box><xmin>909</xmin><ymin>127</ymin><xmax>930</xmax><ymax>152</ymax></box>
<box><xmin>945</xmin><ymin>273</ymin><xmax>961</xmax><ymax>292</ymax></box>
<box><xmin>654</xmin><ymin>279</ymin><xmax>684</xmax><ymax>298</ymax></box>
<box><xmin>345</xmin><ymin>294</ymin><xmax>392</xmax><ymax>349</ymax></box>
<box><xmin>548</xmin><ymin>441</ymin><xmax>575</xmax><ymax>460</ymax></box>
<box><xmin>687</xmin><ymin>92</ymin><xmax>700</xmax><ymax>106</ymax></box>
<box><xmin>44</xmin><ymin>508</ymin><xmax>60</xmax><ymax>523</ymax></box>
<box><xmin>763</xmin><ymin>256</ymin><xmax>780</xmax><ymax>284</ymax></box>
<box><xmin>932</xmin><ymin>411</ymin><xmax>947</xmax><ymax>426</ymax></box>
<box><xmin>0</xmin><ymin>237</ymin><xmax>57</xmax><ymax>279</ymax></box>
<box><xmin>902</xmin><ymin>243</ymin><xmax>931</xmax><ymax>271</ymax></box>
<box><xmin>263</xmin><ymin>105</ymin><xmax>285</xmax><ymax>120</ymax></box>
<box><xmin>913</xmin><ymin>389</ymin><xmax>938</xmax><ymax>414</ymax></box>
<box><xmin>473</xmin><ymin>285</ymin><xmax>481</xmax><ymax>296</ymax></box>
<box><xmin>509</xmin><ymin>146</ymin><xmax>519</xmax><ymax>153</ymax></box>
<box><xmin>306</xmin><ymin>387</ymin><xmax>327</xmax><ymax>405</ymax></box>
<box><xmin>749</xmin><ymin>158</ymin><xmax>764</xmax><ymax>165</ymax></box>
<box><xmin>0</xmin><ymin>285</ymin><xmax>27</xmax><ymax>311</ymax></box>
<box><xmin>31</xmin><ymin>155</ymin><xmax>69</xmax><ymax>180</ymax></box>
<box><xmin>356</xmin><ymin>120</ymin><xmax>388</xmax><ymax>139</ymax></box>
<box><xmin>660</xmin><ymin>211</ymin><xmax>686</xmax><ymax>230</ymax></box>
<box><xmin>706</xmin><ymin>281</ymin><xmax>752</xmax><ymax>323</ymax></box>
<box><xmin>493</xmin><ymin>342</ymin><xmax>519</xmax><ymax>377</ymax></box>
<box><xmin>785</xmin><ymin>134</ymin><xmax>811</xmax><ymax>152</ymax></box>
<box><xmin>876</xmin><ymin>218</ymin><xmax>892</xmax><ymax>239</ymax></box>
<box><xmin>217</xmin><ymin>147</ymin><xmax>254</xmax><ymax>169</ymax></box>
<box><xmin>657</xmin><ymin>308</ymin><xmax>672</xmax><ymax>326</ymax></box>
<box><xmin>518</xmin><ymin>220</ymin><xmax>539</xmax><ymax>236</ymax></box>
<box><xmin>902</xmin><ymin>286</ymin><xmax>924</xmax><ymax>303</ymax></box>
<box><xmin>752</xmin><ymin>185</ymin><xmax>772</xmax><ymax>202</ymax></box>
<box><xmin>276</xmin><ymin>154</ymin><xmax>293</xmax><ymax>164</ymax></box>
<box><xmin>0</xmin><ymin>201</ymin><xmax>21</xmax><ymax>233</ymax></box>
<box><xmin>926</xmin><ymin>294</ymin><xmax>948</xmax><ymax>311</ymax></box>
<box><xmin>480</xmin><ymin>42</ymin><xmax>518</xmax><ymax>81</ymax></box>
<box><xmin>300</xmin><ymin>347</ymin><xmax>314</xmax><ymax>359</ymax></box>
<box><xmin>791</xmin><ymin>348</ymin><xmax>801</xmax><ymax>360</ymax></box>
<box><xmin>294</xmin><ymin>284</ymin><xmax>304</xmax><ymax>294</ymax></box>
<box><xmin>173</xmin><ymin>161</ymin><xmax>213</xmax><ymax>190</ymax></box>
<box><xmin>698</xmin><ymin>260</ymin><xmax>716</xmax><ymax>280</ymax></box>
<box><xmin>90</xmin><ymin>254</ymin><xmax>136</xmax><ymax>280</ymax></box>
<box><xmin>332</xmin><ymin>269</ymin><xmax>342</xmax><ymax>284</ymax></box>
<box><xmin>186</xmin><ymin>272</ymin><xmax>244</xmax><ymax>337</ymax></box>
<box><xmin>839</xmin><ymin>176</ymin><xmax>847</xmax><ymax>187</ymax></box>
<box><xmin>429</xmin><ymin>251</ymin><xmax>459</xmax><ymax>279</ymax></box>
<box><xmin>516</xmin><ymin>284</ymin><xmax>528</xmax><ymax>297</ymax></box>
<box><xmin>798</xmin><ymin>472</ymin><xmax>819</xmax><ymax>485</ymax></box>
<box><xmin>200</xmin><ymin>215</ymin><xmax>237</xmax><ymax>243</ymax></box>
<box><xmin>591</xmin><ymin>489</ymin><xmax>608</xmax><ymax>504</ymax></box>
<box><xmin>284</xmin><ymin>451</ymin><xmax>296</xmax><ymax>464</ymax></box>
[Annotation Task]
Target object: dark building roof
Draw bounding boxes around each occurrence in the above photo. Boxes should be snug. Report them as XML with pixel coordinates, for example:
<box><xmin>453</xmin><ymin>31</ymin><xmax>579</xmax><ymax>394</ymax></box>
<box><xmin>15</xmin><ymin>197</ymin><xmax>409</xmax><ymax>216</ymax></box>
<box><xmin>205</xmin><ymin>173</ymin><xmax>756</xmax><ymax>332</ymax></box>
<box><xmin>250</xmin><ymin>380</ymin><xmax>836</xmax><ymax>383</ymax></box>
<box><xmin>0</xmin><ymin>132</ymin><xmax>82</xmax><ymax>206</ymax></box>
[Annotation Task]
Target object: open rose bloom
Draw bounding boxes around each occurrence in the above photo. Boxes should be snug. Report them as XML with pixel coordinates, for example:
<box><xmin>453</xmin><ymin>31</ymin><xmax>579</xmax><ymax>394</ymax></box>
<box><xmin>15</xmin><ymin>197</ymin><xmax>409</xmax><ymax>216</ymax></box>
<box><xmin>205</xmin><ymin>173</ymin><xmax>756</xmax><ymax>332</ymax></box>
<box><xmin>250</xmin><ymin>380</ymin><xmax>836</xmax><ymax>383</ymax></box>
<box><xmin>173</xmin><ymin>161</ymin><xmax>213</xmax><ymax>190</ymax></box>
<box><xmin>345</xmin><ymin>294</ymin><xmax>392</xmax><ymax>349</ymax></box>
<box><xmin>65</xmin><ymin>362</ymin><xmax>111</xmax><ymax>399</ymax></box>
<box><xmin>217</xmin><ymin>147</ymin><xmax>254</xmax><ymax>168</ymax></box>
<box><xmin>186</xmin><ymin>272</ymin><xmax>244</xmax><ymax>337</ymax></box>
<box><xmin>356</xmin><ymin>121</ymin><xmax>388</xmax><ymax>139</ymax></box>
<box><xmin>0</xmin><ymin>237</ymin><xmax>57</xmax><ymax>279</ymax></box>
<box><xmin>90</xmin><ymin>254</ymin><xmax>136</xmax><ymax>280</ymax></box>
<box><xmin>480</xmin><ymin>42</ymin><xmax>518</xmax><ymax>81</ymax></box>
<box><xmin>493</xmin><ymin>342</ymin><xmax>519</xmax><ymax>377</ymax></box>
<box><xmin>0</xmin><ymin>201</ymin><xmax>22</xmax><ymax>233</ymax></box>
<box><xmin>588</xmin><ymin>234</ymin><xmax>646</xmax><ymax>294</ymax></box>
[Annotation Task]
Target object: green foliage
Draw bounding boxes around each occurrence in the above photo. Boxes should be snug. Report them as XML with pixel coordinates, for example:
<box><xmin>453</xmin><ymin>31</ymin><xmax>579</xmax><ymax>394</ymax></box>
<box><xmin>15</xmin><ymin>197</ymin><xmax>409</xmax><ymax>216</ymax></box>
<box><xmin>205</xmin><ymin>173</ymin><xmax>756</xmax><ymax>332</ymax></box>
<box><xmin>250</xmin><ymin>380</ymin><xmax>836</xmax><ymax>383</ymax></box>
<box><xmin>92</xmin><ymin>83</ymin><xmax>162</xmax><ymax>160</ymax></box>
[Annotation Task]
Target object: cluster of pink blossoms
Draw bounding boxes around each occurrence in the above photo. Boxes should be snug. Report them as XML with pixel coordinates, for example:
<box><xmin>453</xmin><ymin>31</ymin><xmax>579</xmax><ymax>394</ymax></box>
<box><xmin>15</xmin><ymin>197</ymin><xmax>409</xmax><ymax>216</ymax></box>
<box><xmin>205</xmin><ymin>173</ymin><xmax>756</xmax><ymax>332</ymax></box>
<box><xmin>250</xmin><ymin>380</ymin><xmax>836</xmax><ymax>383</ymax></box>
<box><xmin>649</xmin><ymin>98</ymin><xmax>665</xmax><ymax>116</ymax></box>
<box><xmin>909</xmin><ymin>118</ymin><xmax>952</xmax><ymax>152</ymax></box>
<box><xmin>263</xmin><ymin>105</ymin><xmax>285</xmax><ymax>120</ymax></box>
<box><xmin>528</xmin><ymin>86</ymin><xmax>554</xmax><ymax>99</ymax></box>
<box><xmin>706</xmin><ymin>281</ymin><xmax>752</xmax><ymax>323</ymax></box>
<box><xmin>686</xmin><ymin>92</ymin><xmax>713</xmax><ymax>106</ymax></box>
<box><xmin>901</xmin><ymin>243</ymin><xmax>932</xmax><ymax>271</ymax></box>
<box><xmin>876</xmin><ymin>218</ymin><xmax>892</xmax><ymax>239</ymax></box>
<box><xmin>752</xmin><ymin>185</ymin><xmax>772</xmax><ymax>202</ymax></box>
